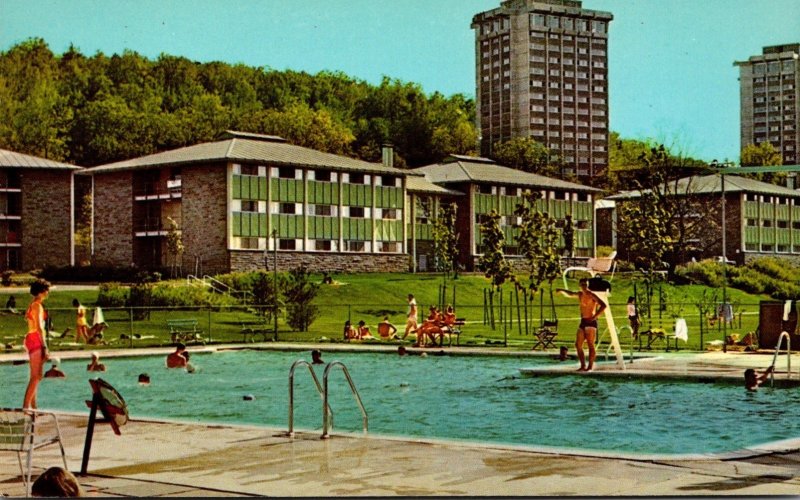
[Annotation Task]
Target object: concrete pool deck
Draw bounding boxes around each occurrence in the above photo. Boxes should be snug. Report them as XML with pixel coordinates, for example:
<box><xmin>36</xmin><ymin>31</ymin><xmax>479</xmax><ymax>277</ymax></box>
<box><xmin>2</xmin><ymin>344</ymin><xmax>800</xmax><ymax>497</ymax></box>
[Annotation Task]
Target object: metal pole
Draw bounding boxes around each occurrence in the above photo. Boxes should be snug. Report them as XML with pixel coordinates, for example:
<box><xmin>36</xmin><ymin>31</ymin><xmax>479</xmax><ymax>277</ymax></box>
<box><xmin>273</xmin><ymin>229</ymin><xmax>278</xmax><ymax>342</ymax></box>
<box><xmin>721</xmin><ymin>173</ymin><xmax>727</xmax><ymax>353</ymax></box>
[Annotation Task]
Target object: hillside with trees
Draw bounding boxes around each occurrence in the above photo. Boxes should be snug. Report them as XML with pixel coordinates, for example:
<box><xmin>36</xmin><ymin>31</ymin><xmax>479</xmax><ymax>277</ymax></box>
<box><xmin>0</xmin><ymin>38</ymin><xmax>478</xmax><ymax>168</ymax></box>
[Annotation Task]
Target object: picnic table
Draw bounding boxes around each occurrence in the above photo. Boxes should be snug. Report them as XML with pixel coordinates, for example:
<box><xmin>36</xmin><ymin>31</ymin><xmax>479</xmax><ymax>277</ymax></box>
<box><xmin>166</xmin><ymin>319</ymin><xmax>204</xmax><ymax>345</ymax></box>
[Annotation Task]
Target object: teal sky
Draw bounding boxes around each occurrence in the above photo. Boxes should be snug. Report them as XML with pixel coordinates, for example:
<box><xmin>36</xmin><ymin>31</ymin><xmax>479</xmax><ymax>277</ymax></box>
<box><xmin>1</xmin><ymin>0</ymin><xmax>799</xmax><ymax>162</ymax></box>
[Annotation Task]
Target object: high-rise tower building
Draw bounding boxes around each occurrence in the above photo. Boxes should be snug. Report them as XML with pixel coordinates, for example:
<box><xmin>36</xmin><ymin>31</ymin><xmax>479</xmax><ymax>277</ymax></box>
<box><xmin>735</xmin><ymin>44</ymin><xmax>800</xmax><ymax>165</ymax></box>
<box><xmin>471</xmin><ymin>0</ymin><xmax>613</xmax><ymax>182</ymax></box>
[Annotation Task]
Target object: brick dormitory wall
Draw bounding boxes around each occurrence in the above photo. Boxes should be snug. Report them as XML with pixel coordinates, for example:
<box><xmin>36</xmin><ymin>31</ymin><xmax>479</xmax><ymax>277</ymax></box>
<box><xmin>21</xmin><ymin>169</ymin><xmax>74</xmax><ymax>269</ymax></box>
<box><xmin>230</xmin><ymin>251</ymin><xmax>409</xmax><ymax>274</ymax></box>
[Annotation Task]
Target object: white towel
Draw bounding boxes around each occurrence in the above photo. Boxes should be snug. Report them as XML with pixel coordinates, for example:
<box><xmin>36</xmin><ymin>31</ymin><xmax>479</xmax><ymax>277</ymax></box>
<box><xmin>92</xmin><ymin>307</ymin><xmax>105</xmax><ymax>326</ymax></box>
<box><xmin>784</xmin><ymin>300</ymin><xmax>793</xmax><ymax>321</ymax></box>
<box><xmin>674</xmin><ymin>318</ymin><xmax>688</xmax><ymax>342</ymax></box>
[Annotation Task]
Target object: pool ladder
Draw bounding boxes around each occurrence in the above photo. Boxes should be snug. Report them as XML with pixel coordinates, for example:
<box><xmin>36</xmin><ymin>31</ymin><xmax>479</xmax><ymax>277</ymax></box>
<box><xmin>602</xmin><ymin>324</ymin><xmax>635</xmax><ymax>365</ymax></box>
<box><xmin>769</xmin><ymin>331</ymin><xmax>794</xmax><ymax>387</ymax></box>
<box><xmin>287</xmin><ymin>360</ymin><xmax>368</xmax><ymax>439</ymax></box>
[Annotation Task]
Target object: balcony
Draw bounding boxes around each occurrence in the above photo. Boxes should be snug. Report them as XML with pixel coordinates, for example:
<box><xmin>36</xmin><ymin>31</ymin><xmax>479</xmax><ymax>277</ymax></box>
<box><xmin>134</xmin><ymin>217</ymin><xmax>181</xmax><ymax>237</ymax></box>
<box><xmin>133</xmin><ymin>181</ymin><xmax>182</xmax><ymax>201</ymax></box>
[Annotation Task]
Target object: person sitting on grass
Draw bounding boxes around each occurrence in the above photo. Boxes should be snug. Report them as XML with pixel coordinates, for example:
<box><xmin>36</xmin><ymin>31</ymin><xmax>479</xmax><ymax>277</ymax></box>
<box><xmin>343</xmin><ymin>320</ymin><xmax>358</xmax><ymax>341</ymax></box>
<box><xmin>745</xmin><ymin>365</ymin><xmax>774</xmax><ymax>391</ymax></box>
<box><xmin>166</xmin><ymin>343</ymin><xmax>188</xmax><ymax>368</ymax></box>
<box><xmin>378</xmin><ymin>316</ymin><xmax>399</xmax><ymax>340</ymax></box>
<box><xmin>357</xmin><ymin>320</ymin><xmax>374</xmax><ymax>340</ymax></box>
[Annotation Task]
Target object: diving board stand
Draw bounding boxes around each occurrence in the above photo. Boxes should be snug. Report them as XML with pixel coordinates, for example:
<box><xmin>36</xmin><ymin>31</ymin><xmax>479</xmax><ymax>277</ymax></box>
<box><xmin>595</xmin><ymin>291</ymin><xmax>626</xmax><ymax>369</ymax></box>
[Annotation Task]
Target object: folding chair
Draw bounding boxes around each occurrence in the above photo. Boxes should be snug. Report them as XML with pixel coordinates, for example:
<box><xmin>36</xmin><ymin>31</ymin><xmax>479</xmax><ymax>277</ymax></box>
<box><xmin>0</xmin><ymin>408</ymin><xmax>68</xmax><ymax>496</ymax></box>
<box><xmin>532</xmin><ymin>319</ymin><xmax>559</xmax><ymax>350</ymax></box>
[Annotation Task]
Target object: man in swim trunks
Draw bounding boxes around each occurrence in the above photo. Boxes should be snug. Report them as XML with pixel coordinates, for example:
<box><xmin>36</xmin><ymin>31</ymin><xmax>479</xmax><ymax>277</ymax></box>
<box><xmin>166</xmin><ymin>343</ymin><xmax>188</xmax><ymax>368</ymax></box>
<box><xmin>403</xmin><ymin>294</ymin><xmax>418</xmax><ymax>340</ymax></box>
<box><xmin>557</xmin><ymin>278</ymin><xmax>606</xmax><ymax>372</ymax></box>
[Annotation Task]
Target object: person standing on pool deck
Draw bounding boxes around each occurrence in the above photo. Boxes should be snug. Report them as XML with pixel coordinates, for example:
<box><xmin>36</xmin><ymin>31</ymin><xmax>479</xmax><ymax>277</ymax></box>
<box><xmin>72</xmin><ymin>298</ymin><xmax>89</xmax><ymax>343</ymax></box>
<box><xmin>23</xmin><ymin>278</ymin><xmax>51</xmax><ymax>409</ymax></box>
<box><xmin>557</xmin><ymin>278</ymin><xmax>606</xmax><ymax>372</ymax></box>
<box><xmin>403</xmin><ymin>294</ymin><xmax>418</xmax><ymax>340</ymax></box>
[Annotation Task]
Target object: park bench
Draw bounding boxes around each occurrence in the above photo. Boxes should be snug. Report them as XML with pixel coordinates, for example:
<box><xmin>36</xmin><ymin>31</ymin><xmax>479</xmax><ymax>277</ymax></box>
<box><xmin>166</xmin><ymin>318</ymin><xmax>204</xmax><ymax>345</ymax></box>
<box><xmin>429</xmin><ymin>318</ymin><xmax>466</xmax><ymax>347</ymax></box>
<box><xmin>239</xmin><ymin>316</ymin><xmax>272</xmax><ymax>343</ymax></box>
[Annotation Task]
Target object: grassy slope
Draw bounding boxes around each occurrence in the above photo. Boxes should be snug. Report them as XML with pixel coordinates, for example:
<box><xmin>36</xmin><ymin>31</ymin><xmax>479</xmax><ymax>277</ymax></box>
<box><xmin>0</xmin><ymin>273</ymin><xmax>772</xmax><ymax>352</ymax></box>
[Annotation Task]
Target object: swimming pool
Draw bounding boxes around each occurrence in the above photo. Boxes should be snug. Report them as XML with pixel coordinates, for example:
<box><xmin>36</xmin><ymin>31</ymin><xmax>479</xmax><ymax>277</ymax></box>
<box><xmin>2</xmin><ymin>349</ymin><xmax>799</xmax><ymax>455</ymax></box>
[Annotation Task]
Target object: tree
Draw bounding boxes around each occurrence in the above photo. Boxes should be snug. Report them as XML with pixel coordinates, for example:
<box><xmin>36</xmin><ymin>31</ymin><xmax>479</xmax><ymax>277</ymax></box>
<box><xmin>514</xmin><ymin>191</ymin><xmax>562</xmax><ymax>297</ymax></box>
<box><xmin>284</xmin><ymin>266</ymin><xmax>320</xmax><ymax>332</ymax></box>
<box><xmin>431</xmin><ymin>203</ymin><xmax>460</xmax><ymax>280</ymax></box>
<box><xmin>562</xmin><ymin>213</ymin><xmax>575</xmax><ymax>258</ymax></box>
<box><xmin>490</xmin><ymin>137</ymin><xmax>558</xmax><ymax>177</ymax></box>
<box><xmin>740</xmin><ymin>142</ymin><xmax>785</xmax><ymax>185</ymax></box>
<box><xmin>478</xmin><ymin>210</ymin><xmax>513</xmax><ymax>333</ymax></box>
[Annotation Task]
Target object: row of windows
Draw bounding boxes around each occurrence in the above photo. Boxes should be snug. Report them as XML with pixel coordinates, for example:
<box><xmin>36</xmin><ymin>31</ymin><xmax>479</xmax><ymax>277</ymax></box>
<box><xmin>745</xmin><ymin>243</ymin><xmax>800</xmax><ymax>253</ymax></box>
<box><xmin>746</xmin><ymin>219</ymin><xmax>800</xmax><ymax>229</ymax></box>
<box><xmin>236</xmin><ymin>237</ymin><xmax>400</xmax><ymax>253</ymax></box>
<box><xmin>233</xmin><ymin>164</ymin><xmax>401</xmax><ymax>187</ymax></box>
<box><xmin>752</xmin><ymin>60</ymin><xmax>796</xmax><ymax>75</ymax></box>
<box><xmin>530</xmin><ymin>14</ymin><xmax>608</xmax><ymax>34</ymax></box>
<box><xmin>475</xmin><ymin>213</ymin><xmax>591</xmax><ymax>228</ymax></box>
<box><xmin>236</xmin><ymin>202</ymin><xmax>402</xmax><ymax>219</ymax></box>
<box><xmin>475</xmin><ymin>185</ymin><xmax>592</xmax><ymax>202</ymax></box>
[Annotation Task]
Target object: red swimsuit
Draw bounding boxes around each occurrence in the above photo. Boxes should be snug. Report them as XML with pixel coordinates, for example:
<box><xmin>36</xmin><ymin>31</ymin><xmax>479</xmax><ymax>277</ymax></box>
<box><xmin>24</xmin><ymin>302</ymin><xmax>46</xmax><ymax>353</ymax></box>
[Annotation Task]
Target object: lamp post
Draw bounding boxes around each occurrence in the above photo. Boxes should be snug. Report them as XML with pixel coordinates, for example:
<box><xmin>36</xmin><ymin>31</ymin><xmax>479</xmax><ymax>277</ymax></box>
<box><xmin>272</xmin><ymin>229</ymin><xmax>279</xmax><ymax>341</ymax></box>
<box><xmin>711</xmin><ymin>160</ymin><xmax>733</xmax><ymax>353</ymax></box>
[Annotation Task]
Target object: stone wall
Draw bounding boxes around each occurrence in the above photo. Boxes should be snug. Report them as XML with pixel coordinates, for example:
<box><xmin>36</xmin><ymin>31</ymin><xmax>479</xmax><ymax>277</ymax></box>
<box><xmin>231</xmin><ymin>251</ymin><xmax>409</xmax><ymax>273</ymax></box>
<box><xmin>181</xmin><ymin>165</ymin><xmax>230</xmax><ymax>275</ymax></box>
<box><xmin>20</xmin><ymin>169</ymin><xmax>74</xmax><ymax>269</ymax></box>
<box><xmin>92</xmin><ymin>171</ymin><xmax>133</xmax><ymax>267</ymax></box>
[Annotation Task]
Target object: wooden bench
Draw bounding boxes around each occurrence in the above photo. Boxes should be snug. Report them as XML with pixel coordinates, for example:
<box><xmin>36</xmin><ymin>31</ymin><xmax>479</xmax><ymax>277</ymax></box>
<box><xmin>166</xmin><ymin>319</ymin><xmax>204</xmax><ymax>345</ymax></box>
<box><xmin>429</xmin><ymin>319</ymin><xmax>466</xmax><ymax>347</ymax></box>
<box><xmin>239</xmin><ymin>317</ymin><xmax>272</xmax><ymax>343</ymax></box>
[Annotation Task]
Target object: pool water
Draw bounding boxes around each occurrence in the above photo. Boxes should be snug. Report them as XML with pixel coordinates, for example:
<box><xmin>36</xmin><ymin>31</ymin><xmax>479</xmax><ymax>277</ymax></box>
<box><xmin>2</xmin><ymin>350</ymin><xmax>799</xmax><ymax>455</ymax></box>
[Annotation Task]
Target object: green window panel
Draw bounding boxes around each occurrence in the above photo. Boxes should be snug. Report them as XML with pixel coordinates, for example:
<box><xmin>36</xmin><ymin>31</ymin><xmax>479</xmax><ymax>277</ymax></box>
<box><xmin>375</xmin><ymin>186</ymin><xmax>403</xmax><ymax>209</ymax></box>
<box><xmin>232</xmin><ymin>212</ymin><xmax>242</xmax><ymax>236</ymax></box>
<box><xmin>411</xmin><ymin>223</ymin><xmax>434</xmax><ymax>241</ymax></box>
<box><xmin>375</xmin><ymin>220</ymin><xmax>403</xmax><ymax>241</ymax></box>
<box><xmin>576</xmin><ymin>229</ymin><xmax>593</xmax><ymax>248</ymax></box>
<box><xmin>308</xmin><ymin>181</ymin><xmax>339</xmax><ymax>205</ymax></box>
<box><xmin>535</xmin><ymin>199</ymin><xmax>547</xmax><ymax>212</ymax></box>
<box><xmin>793</xmin><ymin>206</ymin><xmax>800</xmax><ymax>220</ymax></box>
<box><xmin>793</xmin><ymin>230</ymin><xmax>800</xmax><ymax>245</ymax></box>
<box><xmin>271</xmin><ymin>179</ymin><xmax>304</xmax><ymax>203</ymax></box>
<box><xmin>232</xmin><ymin>176</ymin><xmax>242</xmax><ymax>199</ymax></box>
<box><xmin>503</xmin><ymin>226</ymin><xmax>519</xmax><ymax>245</ymax></box>
<box><xmin>474</xmin><ymin>194</ymin><xmax>495</xmax><ymax>214</ymax></box>
<box><xmin>342</xmin><ymin>184</ymin><xmax>372</xmax><ymax>207</ymax></box>
<box><xmin>258</xmin><ymin>177</ymin><xmax>268</xmax><ymax>200</ymax></box>
<box><xmin>761</xmin><ymin>204</ymin><xmax>774</xmax><ymax>219</ymax></box>
<box><xmin>761</xmin><ymin>228</ymin><xmax>775</xmax><ymax>244</ymax></box>
<box><xmin>575</xmin><ymin>202</ymin><xmax>592</xmax><ymax>220</ymax></box>
<box><xmin>307</xmin><ymin>216</ymin><xmax>339</xmax><ymax>239</ymax></box>
<box><xmin>271</xmin><ymin>214</ymin><xmax>304</xmax><ymax>239</ymax></box>
<box><xmin>745</xmin><ymin>226</ymin><xmax>760</xmax><ymax>244</ymax></box>
<box><xmin>551</xmin><ymin>200</ymin><xmax>568</xmax><ymax>219</ymax></box>
<box><xmin>473</xmin><ymin>224</ymin><xmax>483</xmax><ymax>245</ymax></box>
<box><xmin>776</xmin><ymin>205</ymin><xmax>791</xmax><ymax>220</ymax></box>
<box><xmin>500</xmin><ymin>196</ymin><xmax>517</xmax><ymax>215</ymax></box>
<box><xmin>744</xmin><ymin>202</ymin><xmax>760</xmax><ymax>218</ymax></box>
<box><xmin>342</xmin><ymin>218</ymin><xmax>372</xmax><ymax>240</ymax></box>
<box><xmin>777</xmin><ymin>229</ymin><xmax>792</xmax><ymax>245</ymax></box>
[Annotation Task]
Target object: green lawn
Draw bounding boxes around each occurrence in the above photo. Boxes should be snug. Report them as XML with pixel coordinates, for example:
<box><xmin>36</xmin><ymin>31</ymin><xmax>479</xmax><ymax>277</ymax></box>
<box><xmin>0</xmin><ymin>272</ymin><xmax>772</xmax><ymax>353</ymax></box>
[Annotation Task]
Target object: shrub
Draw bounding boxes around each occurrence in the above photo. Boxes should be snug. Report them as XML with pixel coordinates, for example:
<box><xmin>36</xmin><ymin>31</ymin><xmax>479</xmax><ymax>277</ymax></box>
<box><xmin>1</xmin><ymin>270</ymin><xmax>14</xmax><ymax>286</ymax></box>
<box><xmin>674</xmin><ymin>260</ymin><xmax>725</xmax><ymax>287</ymax></box>
<box><xmin>284</xmin><ymin>267</ymin><xmax>320</xmax><ymax>332</ymax></box>
<box><xmin>96</xmin><ymin>282</ymin><xmax>128</xmax><ymax>308</ymax></box>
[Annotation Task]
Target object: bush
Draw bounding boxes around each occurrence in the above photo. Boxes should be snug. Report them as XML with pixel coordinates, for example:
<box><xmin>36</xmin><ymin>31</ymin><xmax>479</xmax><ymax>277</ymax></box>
<box><xmin>284</xmin><ymin>267</ymin><xmax>320</xmax><ymax>332</ymax></box>
<box><xmin>96</xmin><ymin>282</ymin><xmax>128</xmax><ymax>308</ymax></box>
<box><xmin>1</xmin><ymin>270</ymin><xmax>14</xmax><ymax>286</ymax></box>
<box><xmin>148</xmin><ymin>282</ymin><xmax>240</xmax><ymax>308</ymax></box>
<box><xmin>674</xmin><ymin>260</ymin><xmax>725</xmax><ymax>288</ymax></box>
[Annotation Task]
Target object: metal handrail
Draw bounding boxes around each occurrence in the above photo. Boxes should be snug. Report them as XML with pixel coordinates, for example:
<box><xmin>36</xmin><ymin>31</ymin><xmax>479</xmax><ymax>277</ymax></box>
<box><xmin>322</xmin><ymin>362</ymin><xmax>368</xmax><ymax>439</ymax></box>
<box><xmin>288</xmin><ymin>360</ymin><xmax>332</xmax><ymax>437</ymax></box>
<box><xmin>202</xmin><ymin>275</ymin><xmax>253</xmax><ymax>303</ymax></box>
<box><xmin>770</xmin><ymin>331</ymin><xmax>792</xmax><ymax>386</ymax></box>
<box><xmin>186</xmin><ymin>275</ymin><xmax>208</xmax><ymax>288</ymax></box>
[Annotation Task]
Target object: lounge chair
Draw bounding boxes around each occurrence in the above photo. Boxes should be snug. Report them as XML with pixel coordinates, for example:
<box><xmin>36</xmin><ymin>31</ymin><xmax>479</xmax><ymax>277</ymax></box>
<box><xmin>562</xmin><ymin>251</ymin><xmax>618</xmax><ymax>289</ymax></box>
<box><xmin>0</xmin><ymin>408</ymin><xmax>68</xmax><ymax>496</ymax></box>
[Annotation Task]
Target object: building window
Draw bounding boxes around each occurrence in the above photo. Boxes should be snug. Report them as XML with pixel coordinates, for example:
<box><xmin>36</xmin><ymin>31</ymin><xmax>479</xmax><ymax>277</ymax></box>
<box><xmin>241</xmin><ymin>164</ymin><xmax>259</xmax><ymax>176</ymax></box>
<box><xmin>278</xmin><ymin>167</ymin><xmax>295</xmax><ymax>179</ymax></box>
<box><xmin>344</xmin><ymin>241</ymin><xmax>369</xmax><ymax>252</ymax></box>
<box><xmin>349</xmin><ymin>173</ymin><xmax>366</xmax><ymax>184</ymax></box>
<box><xmin>310</xmin><ymin>204</ymin><xmax>336</xmax><ymax>217</ymax></box>
<box><xmin>762</xmin><ymin>244</ymin><xmax>774</xmax><ymax>252</ymax></box>
<box><xmin>349</xmin><ymin>206</ymin><xmax>366</xmax><ymax>218</ymax></box>
<box><xmin>379</xmin><ymin>175</ymin><xmax>398</xmax><ymax>187</ymax></box>
<box><xmin>314</xmin><ymin>240</ymin><xmax>336</xmax><ymax>252</ymax></box>
<box><xmin>381</xmin><ymin>208</ymin><xmax>398</xmax><ymax>220</ymax></box>
<box><xmin>241</xmin><ymin>200</ymin><xmax>258</xmax><ymax>213</ymax></box>
<box><xmin>280</xmin><ymin>203</ymin><xmax>297</xmax><ymax>215</ymax></box>
<box><xmin>312</xmin><ymin>170</ymin><xmax>333</xmax><ymax>182</ymax></box>
<box><xmin>778</xmin><ymin>244</ymin><xmax>790</xmax><ymax>253</ymax></box>
<box><xmin>762</xmin><ymin>219</ymin><xmax>773</xmax><ymax>227</ymax></box>
<box><xmin>746</xmin><ymin>218</ymin><xmax>758</xmax><ymax>227</ymax></box>
<box><xmin>379</xmin><ymin>241</ymin><xmax>400</xmax><ymax>253</ymax></box>
<box><xmin>478</xmin><ymin>184</ymin><xmax>494</xmax><ymax>194</ymax></box>
<box><xmin>240</xmin><ymin>237</ymin><xmax>259</xmax><ymax>249</ymax></box>
<box><xmin>476</xmin><ymin>213</ymin><xmax>493</xmax><ymax>225</ymax></box>
<box><xmin>278</xmin><ymin>239</ymin><xmax>297</xmax><ymax>250</ymax></box>
<box><xmin>778</xmin><ymin>220</ymin><xmax>789</xmax><ymax>229</ymax></box>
